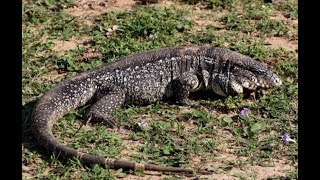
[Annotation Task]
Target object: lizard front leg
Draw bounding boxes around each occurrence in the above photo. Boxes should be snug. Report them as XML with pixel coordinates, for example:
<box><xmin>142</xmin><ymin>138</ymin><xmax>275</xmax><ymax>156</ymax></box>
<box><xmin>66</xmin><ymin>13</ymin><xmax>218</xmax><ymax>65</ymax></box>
<box><xmin>210</xmin><ymin>72</ymin><xmax>243</xmax><ymax>97</ymax></box>
<box><xmin>87</xmin><ymin>84</ymin><xmax>125</xmax><ymax>128</ymax></box>
<box><xmin>172</xmin><ymin>71</ymin><xmax>201</xmax><ymax>107</ymax></box>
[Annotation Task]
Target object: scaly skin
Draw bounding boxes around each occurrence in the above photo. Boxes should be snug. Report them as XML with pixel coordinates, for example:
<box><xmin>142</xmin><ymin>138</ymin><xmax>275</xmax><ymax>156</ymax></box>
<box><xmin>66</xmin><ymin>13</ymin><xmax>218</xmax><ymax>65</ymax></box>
<box><xmin>31</xmin><ymin>46</ymin><xmax>282</xmax><ymax>175</ymax></box>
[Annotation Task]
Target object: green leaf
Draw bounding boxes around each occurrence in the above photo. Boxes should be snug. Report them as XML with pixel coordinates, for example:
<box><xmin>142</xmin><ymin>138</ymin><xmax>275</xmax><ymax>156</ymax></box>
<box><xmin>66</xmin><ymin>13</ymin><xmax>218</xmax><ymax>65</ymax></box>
<box><xmin>134</xmin><ymin>170</ymin><xmax>144</xmax><ymax>176</ymax></box>
<box><xmin>44</xmin><ymin>0</ymin><xmax>55</xmax><ymax>8</ymax></box>
<box><xmin>223</xmin><ymin>117</ymin><xmax>233</xmax><ymax>124</ymax></box>
<box><xmin>250</xmin><ymin>123</ymin><xmax>261</xmax><ymax>132</ymax></box>
<box><xmin>163</xmin><ymin>148</ymin><xmax>170</xmax><ymax>155</ymax></box>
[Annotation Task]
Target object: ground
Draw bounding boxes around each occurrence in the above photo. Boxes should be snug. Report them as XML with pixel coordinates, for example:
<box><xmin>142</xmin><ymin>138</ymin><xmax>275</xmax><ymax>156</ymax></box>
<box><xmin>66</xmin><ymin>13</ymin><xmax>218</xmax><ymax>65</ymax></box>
<box><xmin>22</xmin><ymin>0</ymin><xmax>298</xmax><ymax>179</ymax></box>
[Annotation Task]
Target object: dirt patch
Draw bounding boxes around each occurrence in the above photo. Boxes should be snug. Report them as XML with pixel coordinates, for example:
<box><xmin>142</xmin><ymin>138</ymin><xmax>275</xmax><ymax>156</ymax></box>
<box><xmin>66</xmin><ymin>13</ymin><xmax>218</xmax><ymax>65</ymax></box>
<box><xmin>265</xmin><ymin>36</ymin><xmax>297</xmax><ymax>52</ymax></box>
<box><xmin>65</xmin><ymin>0</ymin><xmax>137</xmax><ymax>17</ymax></box>
<box><xmin>270</xmin><ymin>11</ymin><xmax>287</xmax><ymax>21</ymax></box>
<box><xmin>119</xmin><ymin>139</ymin><xmax>143</xmax><ymax>161</ymax></box>
<box><xmin>264</xmin><ymin>11</ymin><xmax>298</xmax><ymax>52</ymax></box>
<box><xmin>191</xmin><ymin>10</ymin><xmax>228</xmax><ymax>32</ymax></box>
<box><xmin>116</xmin><ymin>127</ymin><xmax>145</xmax><ymax>161</ymax></box>
<box><xmin>270</xmin><ymin>10</ymin><xmax>298</xmax><ymax>41</ymax></box>
<box><xmin>121</xmin><ymin>172</ymin><xmax>177</xmax><ymax>180</ymax></box>
<box><xmin>78</xmin><ymin>48</ymin><xmax>103</xmax><ymax>61</ymax></box>
<box><xmin>36</xmin><ymin>70</ymin><xmax>66</xmax><ymax>83</ymax></box>
<box><xmin>230</xmin><ymin>159</ymin><xmax>293</xmax><ymax>179</ymax></box>
<box><xmin>160</xmin><ymin>0</ymin><xmax>229</xmax><ymax>32</ymax></box>
<box><xmin>52</xmin><ymin>36</ymin><xmax>90</xmax><ymax>55</ymax></box>
<box><xmin>193</xmin><ymin>154</ymin><xmax>293</xmax><ymax>179</ymax></box>
<box><xmin>186</xmin><ymin>126</ymin><xmax>294</xmax><ymax>179</ymax></box>
<box><xmin>286</xmin><ymin>19</ymin><xmax>298</xmax><ymax>41</ymax></box>
<box><xmin>156</xmin><ymin>0</ymin><xmax>176</xmax><ymax>6</ymax></box>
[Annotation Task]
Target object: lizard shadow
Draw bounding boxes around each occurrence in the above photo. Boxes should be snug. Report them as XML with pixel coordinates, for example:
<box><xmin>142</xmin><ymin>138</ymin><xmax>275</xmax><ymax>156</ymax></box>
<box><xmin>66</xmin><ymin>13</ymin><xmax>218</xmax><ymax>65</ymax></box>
<box><xmin>164</xmin><ymin>88</ymin><xmax>257</xmax><ymax>115</ymax></box>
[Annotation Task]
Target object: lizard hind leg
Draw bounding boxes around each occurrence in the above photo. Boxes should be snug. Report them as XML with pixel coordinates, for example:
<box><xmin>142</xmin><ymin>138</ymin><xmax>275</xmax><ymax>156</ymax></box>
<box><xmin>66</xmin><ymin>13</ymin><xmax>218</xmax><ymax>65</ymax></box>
<box><xmin>87</xmin><ymin>85</ymin><xmax>125</xmax><ymax>128</ymax></box>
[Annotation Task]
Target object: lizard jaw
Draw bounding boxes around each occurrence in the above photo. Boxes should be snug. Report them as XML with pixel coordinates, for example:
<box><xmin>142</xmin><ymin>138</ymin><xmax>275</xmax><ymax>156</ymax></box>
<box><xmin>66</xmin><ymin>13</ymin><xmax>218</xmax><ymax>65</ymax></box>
<box><xmin>256</xmin><ymin>75</ymin><xmax>282</xmax><ymax>88</ymax></box>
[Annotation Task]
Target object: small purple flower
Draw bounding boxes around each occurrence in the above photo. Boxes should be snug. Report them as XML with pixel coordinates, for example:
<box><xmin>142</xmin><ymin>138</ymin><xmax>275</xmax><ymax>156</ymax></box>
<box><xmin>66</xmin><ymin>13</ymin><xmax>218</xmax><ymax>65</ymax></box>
<box><xmin>283</xmin><ymin>133</ymin><xmax>296</xmax><ymax>144</ymax></box>
<box><xmin>283</xmin><ymin>133</ymin><xmax>289</xmax><ymax>143</ymax></box>
<box><xmin>137</xmin><ymin>121</ymin><xmax>148</xmax><ymax>127</ymax></box>
<box><xmin>240</xmin><ymin>108</ymin><xmax>250</xmax><ymax>116</ymax></box>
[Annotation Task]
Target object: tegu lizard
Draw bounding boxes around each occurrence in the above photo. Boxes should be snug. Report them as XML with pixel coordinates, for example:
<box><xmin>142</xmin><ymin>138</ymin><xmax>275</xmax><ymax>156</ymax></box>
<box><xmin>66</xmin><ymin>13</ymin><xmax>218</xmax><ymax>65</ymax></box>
<box><xmin>31</xmin><ymin>46</ymin><xmax>282</xmax><ymax>174</ymax></box>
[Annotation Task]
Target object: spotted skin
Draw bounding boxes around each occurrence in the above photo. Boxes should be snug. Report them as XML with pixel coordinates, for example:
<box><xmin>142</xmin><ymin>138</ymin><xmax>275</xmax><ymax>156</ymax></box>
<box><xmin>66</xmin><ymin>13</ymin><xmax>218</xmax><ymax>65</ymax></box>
<box><xmin>87</xmin><ymin>84</ymin><xmax>125</xmax><ymax>127</ymax></box>
<box><xmin>31</xmin><ymin>46</ymin><xmax>282</xmax><ymax>175</ymax></box>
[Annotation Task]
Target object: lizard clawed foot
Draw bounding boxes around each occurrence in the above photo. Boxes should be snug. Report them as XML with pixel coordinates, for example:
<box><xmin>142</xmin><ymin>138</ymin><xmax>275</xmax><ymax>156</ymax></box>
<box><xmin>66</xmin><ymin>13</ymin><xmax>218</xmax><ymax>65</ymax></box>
<box><xmin>86</xmin><ymin>113</ymin><xmax>118</xmax><ymax>128</ymax></box>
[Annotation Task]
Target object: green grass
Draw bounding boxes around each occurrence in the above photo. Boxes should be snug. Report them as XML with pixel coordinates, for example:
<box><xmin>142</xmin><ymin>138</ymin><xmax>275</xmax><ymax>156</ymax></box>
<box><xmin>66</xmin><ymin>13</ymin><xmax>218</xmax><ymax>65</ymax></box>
<box><xmin>22</xmin><ymin>0</ymin><xmax>298</xmax><ymax>179</ymax></box>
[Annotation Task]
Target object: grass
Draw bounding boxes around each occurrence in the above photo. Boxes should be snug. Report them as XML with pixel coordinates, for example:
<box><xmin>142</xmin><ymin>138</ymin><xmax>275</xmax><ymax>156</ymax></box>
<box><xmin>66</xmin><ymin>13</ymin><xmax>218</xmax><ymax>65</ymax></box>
<box><xmin>22</xmin><ymin>0</ymin><xmax>298</xmax><ymax>179</ymax></box>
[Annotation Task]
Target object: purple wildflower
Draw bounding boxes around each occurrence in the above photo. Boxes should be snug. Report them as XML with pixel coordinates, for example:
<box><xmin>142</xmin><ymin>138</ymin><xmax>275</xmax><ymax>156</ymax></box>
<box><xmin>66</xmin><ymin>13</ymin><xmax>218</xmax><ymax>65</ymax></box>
<box><xmin>137</xmin><ymin>121</ymin><xmax>148</xmax><ymax>127</ymax></box>
<box><xmin>240</xmin><ymin>108</ymin><xmax>250</xmax><ymax>116</ymax></box>
<box><xmin>283</xmin><ymin>133</ymin><xmax>296</xmax><ymax>144</ymax></box>
<box><xmin>283</xmin><ymin>133</ymin><xmax>289</xmax><ymax>143</ymax></box>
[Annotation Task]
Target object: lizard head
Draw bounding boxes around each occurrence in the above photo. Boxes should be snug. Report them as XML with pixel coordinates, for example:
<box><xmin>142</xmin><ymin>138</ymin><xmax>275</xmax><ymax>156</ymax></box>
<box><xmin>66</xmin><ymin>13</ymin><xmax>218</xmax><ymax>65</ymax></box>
<box><xmin>200</xmin><ymin>47</ymin><xmax>282</xmax><ymax>97</ymax></box>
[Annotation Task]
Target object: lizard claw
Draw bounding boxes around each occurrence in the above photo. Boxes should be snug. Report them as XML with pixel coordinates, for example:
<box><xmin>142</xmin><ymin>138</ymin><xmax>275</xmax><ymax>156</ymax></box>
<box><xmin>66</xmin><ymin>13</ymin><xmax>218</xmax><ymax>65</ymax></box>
<box><xmin>87</xmin><ymin>113</ymin><xmax>118</xmax><ymax>128</ymax></box>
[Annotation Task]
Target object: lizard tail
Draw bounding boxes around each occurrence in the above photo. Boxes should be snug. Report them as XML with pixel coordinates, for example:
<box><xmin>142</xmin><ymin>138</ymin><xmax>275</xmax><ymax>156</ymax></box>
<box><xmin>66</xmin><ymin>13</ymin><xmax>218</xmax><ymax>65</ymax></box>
<box><xmin>33</xmin><ymin>125</ymin><xmax>208</xmax><ymax>174</ymax></box>
<box><xmin>31</xmin><ymin>83</ymin><xmax>209</xmax><ymax>175</ymax></box>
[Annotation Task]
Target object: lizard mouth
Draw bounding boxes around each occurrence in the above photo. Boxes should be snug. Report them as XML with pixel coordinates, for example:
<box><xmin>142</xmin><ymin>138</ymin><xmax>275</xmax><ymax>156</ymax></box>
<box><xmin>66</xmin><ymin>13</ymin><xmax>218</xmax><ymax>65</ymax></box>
<box><xmin>258</xmin><ymin>75</ymin><xmax>282</xmax><ymax>88</ymax></box>
<box><xmin>273</xmin><ymin>76</ymin><xmax>282</xmax><ymax>86</ymax></box>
